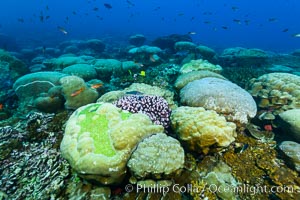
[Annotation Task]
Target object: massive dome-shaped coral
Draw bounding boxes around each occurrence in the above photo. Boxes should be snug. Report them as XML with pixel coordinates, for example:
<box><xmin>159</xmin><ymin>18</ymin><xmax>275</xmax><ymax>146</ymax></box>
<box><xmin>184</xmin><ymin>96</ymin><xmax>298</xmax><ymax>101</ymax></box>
<box><xmin>60</xmin><ymin>103</ymin><xmax>163</xmax><ymax>185</ymax></box>
<box><xmin>180</xmin><ymin>77</ymin><xmax>257</xmax><ymax>124</ymax></box>
<box><xmin>127</xmin><ymin>133</ymin><xmax>184</xmax><ymax>179</ymax></box>
<box><xmin>171</xmin><ymin>106</ymin><xmax>236</xmax><ymax>154</ymax></box>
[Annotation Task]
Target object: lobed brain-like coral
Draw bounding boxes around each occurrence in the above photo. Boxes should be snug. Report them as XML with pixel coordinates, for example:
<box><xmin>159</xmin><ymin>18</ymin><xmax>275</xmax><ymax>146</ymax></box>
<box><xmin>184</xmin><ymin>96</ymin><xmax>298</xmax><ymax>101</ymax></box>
<box><xmin>114</xmin><ymin>95</ymin><xmax>171</xmax><ymax>129</ymax></box>
<box><xmin>60</xmin><ymin>102</ymin><xmax>163</xmax><ymax>185</ymax></box>
<box><xmin>180</xmin><ymin>77</ymin><xmax>257</xmax><ymax>124</ymax></box>
<box><xmin>171</xmin><ymin>106</ymin><xmax>237</xmax><ymax>154</ymax></box>
<box><xmin>247</xmin><ymin>73</ymin><xmax>300</xmax><ymax>115</ymax></box>
<box><xmin>127</xmin><ymin>133</ymin><xmax>184</xmax><ymax>179</ymax></box>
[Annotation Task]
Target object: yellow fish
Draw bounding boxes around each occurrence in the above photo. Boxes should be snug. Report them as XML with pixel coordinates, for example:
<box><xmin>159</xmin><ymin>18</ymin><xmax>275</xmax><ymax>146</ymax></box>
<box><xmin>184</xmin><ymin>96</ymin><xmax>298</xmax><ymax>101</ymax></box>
<box><xmin>140</xmin><ymin>71</ymin><xmax>146</xmax><ymax>76</ymax></box>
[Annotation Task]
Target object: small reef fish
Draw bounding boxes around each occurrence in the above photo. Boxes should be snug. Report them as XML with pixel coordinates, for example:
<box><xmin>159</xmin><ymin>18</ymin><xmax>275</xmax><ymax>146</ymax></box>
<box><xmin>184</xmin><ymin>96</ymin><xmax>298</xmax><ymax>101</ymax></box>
<box><xmin>126</xmin><ymin>0</ymin><xmax>135</xmax><ymax>7</ymax></box>
<box><xmin>282</xmin><ymin>28</ymin><xmax>289</xmax><ymax>32</ymax></box>
<box><xmin>18</xmin><ymin>18</ymin><xmax>24</xmax><ymax>23</ymax></box>
<box><xmin>134</xmin><ymin>61</ymin><xmax>144</xmax><ymax>68</ymax></box>
<box><xmin>233</xmin><ymin>19</ymin><xmax>241</xmax><ymax>24</ymax></box>
<box><xmin>149</xmin><ymin>54</ymin><xmax>157</xmax><ymax>62</ymax></box>
<box><xmin>244</xmin><ymin>20</ymin><xmax>250</xmax><ymax>25</ymax></box>
<box><xmin>234</xmin><ymin>143</ymin><xmax>249</xmax><ymax>153</ymax></box>
<box><xmin>71</xmin><ymin>87</ymin><xmax>85</xmax><ymax>97</ymax></box>
<box><xmin>140</xmin><ymin>71</ymin><xmax>146</xmax><ymax>76</ymax></box>
<box><xmin>221</xmin><ymin>26</ymin><xmax>228</xmax><ymax>30</ymax></box>
<box><xmin>104</xmin><ymin>3</ymin><xmax>112</xmax><ymax>9</ymax></box>
<box><xmin>0</xmin><ymin>104</ymin><xmax>3</xmax><ymax>110</ymax></box>
<box><xmin>231</xmin><ymin>6</ymin><xmax>239</xmax><ymax>11</ymax></box>
<box><xmin>268</xmin><ymin>18</ymin><xmax>277</xmax><ymax>22</ymax></box>
<box><xmin>57</xmin><ymin>26</ymin><xmax>68</xmax><ymax>35</ymax></box>
<box><xmin>292</xmin><ymin>33</ymin><xmax>300</xmax><ymax>37</ymax></box>
<box><xmin>91</xmin><ymin>83</ymin><xmax>103</xmax><ymax>89</ymax></box>
<box><xmin>188</xmin><ymin>31</ymin><xmax>197</xmax><ymax>35</ymax></box>
<box><xmin>153</xmin><ymin>6</ymin><xmax>160</xmax><ymax>11</ymax></box>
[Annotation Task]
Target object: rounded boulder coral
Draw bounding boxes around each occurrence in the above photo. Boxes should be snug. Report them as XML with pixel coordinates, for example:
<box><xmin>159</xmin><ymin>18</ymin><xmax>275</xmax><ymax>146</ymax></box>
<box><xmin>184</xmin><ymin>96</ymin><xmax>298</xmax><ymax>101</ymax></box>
<box><xmin>127</xmin><ymin>133</ymin><xmax>184</xmax><ymax>179</ymax></box>
<box><xmin>60</xmin><ymin>103</ymin><xmax>164</xmax><ymax>185</ymax></box>
<box><xmin>171</xmin><ymin>106</ymin><xmax>237</xmax><ymax>154</ymax></box>
<box><xmin>180</xmin><ymin>77</ymin><xmax>257</xmax><ymax>124</ymax></box>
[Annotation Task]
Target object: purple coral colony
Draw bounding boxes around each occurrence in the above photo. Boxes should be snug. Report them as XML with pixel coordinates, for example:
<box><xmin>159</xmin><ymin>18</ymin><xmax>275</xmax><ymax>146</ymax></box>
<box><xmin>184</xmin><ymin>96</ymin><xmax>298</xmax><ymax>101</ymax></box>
<box><xmin>0</xmin><ymin>1</ymin><xmax>300</xmax><ymax>200</ymax></box>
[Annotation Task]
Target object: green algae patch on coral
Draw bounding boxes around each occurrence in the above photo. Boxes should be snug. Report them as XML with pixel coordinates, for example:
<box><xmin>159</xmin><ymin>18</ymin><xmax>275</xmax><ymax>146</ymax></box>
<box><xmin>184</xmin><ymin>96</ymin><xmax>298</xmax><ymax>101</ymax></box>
<box><xmin>61</xmin><ymin>102</ymin><xmax>164</xmax><ymax>185</ymax></box>
<box><xmin>77</xmin><ymin>103</ymin><xmax>118</xmax><ymax>156</ymax></box>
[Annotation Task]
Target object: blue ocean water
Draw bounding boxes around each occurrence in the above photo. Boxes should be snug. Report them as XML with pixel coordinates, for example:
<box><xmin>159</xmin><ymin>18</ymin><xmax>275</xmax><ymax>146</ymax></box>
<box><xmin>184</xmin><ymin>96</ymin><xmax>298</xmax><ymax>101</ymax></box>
<box><xmin>0</xmin><ymin>0</ymin><xmax>300</xmax><ymax>52</ymax></box>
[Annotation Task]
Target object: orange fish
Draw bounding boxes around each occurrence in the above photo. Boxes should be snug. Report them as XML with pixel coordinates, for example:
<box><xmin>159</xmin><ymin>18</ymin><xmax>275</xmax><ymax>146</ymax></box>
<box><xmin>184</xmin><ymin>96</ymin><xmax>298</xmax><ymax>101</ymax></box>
<box><xmin>0</xmin><ymin>104</ymin><xmax>3</xmax><ymax>110</ymax></box>
<box><xmin>71</xmin><ymin>87</ymin><xmax>85</xmax><ymax>97</ymax></box>
<box><xmin>264</xmin><ymin>124</ymin><xmax>273</xmax><ymax>131</ymax></box>
<box><xmin>91</xmin><ymin>83</ymin><xmax>103</xmax><ymax>89</ymax></box>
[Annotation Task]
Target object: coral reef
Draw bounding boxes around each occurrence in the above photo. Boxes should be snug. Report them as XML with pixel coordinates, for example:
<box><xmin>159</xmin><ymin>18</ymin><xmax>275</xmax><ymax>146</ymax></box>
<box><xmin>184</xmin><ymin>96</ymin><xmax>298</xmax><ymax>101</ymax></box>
<box><xmin>60</xmin><ymin>102</ymin><xmax>163</xmax><ymax>185</ymax></box>
<box><xmin>278</xmin><ymin>109</ymin><xmax>300</xmax><ymax>142</ymax></box>
<box><xmin>197</xmin><ymin>157</ymin><xmax>238</xmax><ymax>200</ymax></box>
<box><xmin>179</xmin><ymin>59</ymin><xmax>223</xmax><ymax>74</ymax></box>
<box><xmin>59</xmin><ymin>75</ymin><xmax>99</xmax><ymax>109</ymax></box>
<box><xmin>124</xmin><ymin>83</ymin><xmax>177</xmax><ymax>109</ymax></box>
<box><xmin>223</xmin><ymin>134</ymin><xmax>300</xmax><ymax>200</ymax></box>
<box><xmin>12</xmin><ymin>72</ymin><xmax>66</xmax><ymax>114</ymax></box>
<box><xmin>174</xmin><ymin>41</ymin><xmax>197</xmax><ymax>52</ymax></box>
<box><xmin>195</xmin><ymin>45</ymin><xmax>216</xmax><ymax>61</ymax></box>
<box><xmin>98</xmin><ymin>83</ymin><xmax>177</xmax><ymax>110</ymax></box>
<box><xmin>127</xmin><ymin>133</ymin><xmax>184</xmax><ymax>179</ymax></box>
<box><xmin>13</xmin><ymin>71</ymin><xmax>66</xmax><ymax>100</ymax></box>
<box><xmin>174</xmin><ymin>70</ymin><xmax>226</xmax><ymax>90</ymax></box>
<box><xmin>222</xmin><ymin>65</ymin><xmax>267</xmax><ymax>88</ymax></box>
<box><xmin>180</xmin><ymin>77</ymin><xmax>257</xmax><ymax>124</ymax></box>
<box><xmin>245</xmin><ymin>123</ymin><xmax>274</xmax><ymax>142</ymax></box>
<box><xmin>114</xmin><ymin>95</ymin><xmax>171</xmax><ymax>129</ymax></box>
<box><xmin>128</xmin><ymin>45</ymin><xmax>162</xmax><ymax>65</ymax></box>
<box><xmin>43</xmin><ymin>56</ymin><xmax>88</xmax><ymax>70</ymax></box>
<box><xmin>62</xmin><ymin>64</ymin><xmax>97</xmax><ymax>81</ymax></box>
<box><xmin>151</xmin><ymin>34</ymin><xmax>192</xmax><ymax>52</ymax></box>
<box><xmin>0</xmin><ymin>49</ymin><xmax>28</xmax><ymax>81</ymax></box>
<box><xmin>129</xmin><ymin>34</ymin><xmax>146</xmax><ymax>46</ymax></box>
<box><xmin>171</xmin><ymin>106</ymin><xmax>237</xmax><ymax>154</ymax></box>
<box><xmin>220</xmin><ymin>47</ymin><xmax>268</xmax><ymax>67</ymax></box>
<box><xmin>247</xmin><ymin>73</ymin><xmax>300</xmax><ymax>115</ymax></box>
<box><xmin>92</xmin><ymin>58</ymin><xmax>122</xmax><ymax>80</ymax></box>
<box><xmin>0</xmin><ymin>111</ymin><xmax>70</xmax><ymax>199</ymax></box>
<box><xmin>84</xmin><ymin>39</ymin><xmax>106</xmax><ymax>53</ymax></box>
<box><xmin>279</xmin><ymin>141</ymin><xmax>300</xmax><ymax>172</ymax></box>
